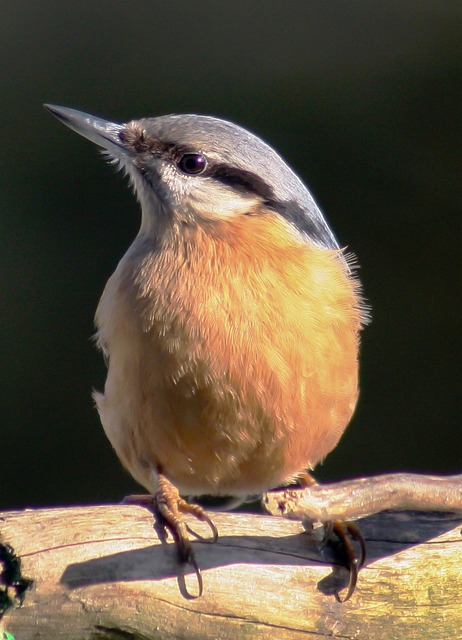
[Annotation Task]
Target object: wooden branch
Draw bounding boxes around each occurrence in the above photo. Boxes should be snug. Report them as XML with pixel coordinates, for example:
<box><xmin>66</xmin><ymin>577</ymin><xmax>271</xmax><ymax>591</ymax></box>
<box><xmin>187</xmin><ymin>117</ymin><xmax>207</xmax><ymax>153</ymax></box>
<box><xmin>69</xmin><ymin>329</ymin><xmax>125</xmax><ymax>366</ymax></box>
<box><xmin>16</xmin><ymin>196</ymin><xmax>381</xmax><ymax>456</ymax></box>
<box><xmin>1</xmin><ymin>505</ymin><xmax>461</xmax><ymax>639</ymax></box>
<box><xmin>264</xmin><ymin>473</ymin><xmax>462</xmax><ymax>522</ymax></box>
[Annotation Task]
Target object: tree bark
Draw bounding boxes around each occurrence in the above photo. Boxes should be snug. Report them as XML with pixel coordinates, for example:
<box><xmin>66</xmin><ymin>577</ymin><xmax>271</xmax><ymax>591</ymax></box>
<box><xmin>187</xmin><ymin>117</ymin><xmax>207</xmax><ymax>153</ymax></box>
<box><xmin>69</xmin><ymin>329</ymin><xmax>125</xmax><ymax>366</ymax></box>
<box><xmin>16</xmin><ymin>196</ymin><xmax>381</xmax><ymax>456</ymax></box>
<box><xmin>1</xmin><ymin>504</ymin><xmax>461</xmax><ymax>639</ymax></box>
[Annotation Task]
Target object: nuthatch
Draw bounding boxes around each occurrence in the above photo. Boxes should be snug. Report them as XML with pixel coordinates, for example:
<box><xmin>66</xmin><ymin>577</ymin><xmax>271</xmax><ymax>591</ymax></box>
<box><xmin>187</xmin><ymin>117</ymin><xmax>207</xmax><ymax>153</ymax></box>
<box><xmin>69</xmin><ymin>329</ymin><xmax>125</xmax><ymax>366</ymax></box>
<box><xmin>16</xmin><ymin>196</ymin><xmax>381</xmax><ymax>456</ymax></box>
<box><xmin>45</xmin><ymin>105</ymin><xmax>367</xmax><ymax>600</ymax></box>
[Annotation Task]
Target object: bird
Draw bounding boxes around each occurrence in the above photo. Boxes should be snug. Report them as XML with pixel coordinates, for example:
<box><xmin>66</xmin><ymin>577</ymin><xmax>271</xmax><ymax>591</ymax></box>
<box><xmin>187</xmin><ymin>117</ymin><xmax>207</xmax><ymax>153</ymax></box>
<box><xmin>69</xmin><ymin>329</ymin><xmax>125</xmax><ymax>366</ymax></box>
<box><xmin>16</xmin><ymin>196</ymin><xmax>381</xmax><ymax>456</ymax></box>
<box><xmin>45</xmin><ymin>104</ymin><xmax>367</xmax><ymax>599</ymax></box>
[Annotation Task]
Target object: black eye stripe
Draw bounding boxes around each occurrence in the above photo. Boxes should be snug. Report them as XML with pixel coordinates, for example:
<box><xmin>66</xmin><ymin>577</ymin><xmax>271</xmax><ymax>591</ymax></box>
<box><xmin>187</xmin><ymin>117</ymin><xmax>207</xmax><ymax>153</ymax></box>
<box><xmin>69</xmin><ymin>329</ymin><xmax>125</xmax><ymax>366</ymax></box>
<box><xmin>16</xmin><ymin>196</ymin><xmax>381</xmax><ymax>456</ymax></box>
<box><xmin>211</xmin><ymin>164</ymin><xmax>275</xmax><ymax>201</ymax></box>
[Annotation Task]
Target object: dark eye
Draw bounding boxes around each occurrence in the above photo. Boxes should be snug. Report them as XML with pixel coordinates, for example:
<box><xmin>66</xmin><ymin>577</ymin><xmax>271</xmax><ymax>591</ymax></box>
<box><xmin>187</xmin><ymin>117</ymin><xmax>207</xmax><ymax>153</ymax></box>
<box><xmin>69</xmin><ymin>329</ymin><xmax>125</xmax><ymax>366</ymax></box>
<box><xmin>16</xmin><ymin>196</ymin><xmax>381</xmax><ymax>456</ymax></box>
<box><xmin>178</xmin><ymin>153</ymin><xmax>207</xmax><ymax>175</ymax></box>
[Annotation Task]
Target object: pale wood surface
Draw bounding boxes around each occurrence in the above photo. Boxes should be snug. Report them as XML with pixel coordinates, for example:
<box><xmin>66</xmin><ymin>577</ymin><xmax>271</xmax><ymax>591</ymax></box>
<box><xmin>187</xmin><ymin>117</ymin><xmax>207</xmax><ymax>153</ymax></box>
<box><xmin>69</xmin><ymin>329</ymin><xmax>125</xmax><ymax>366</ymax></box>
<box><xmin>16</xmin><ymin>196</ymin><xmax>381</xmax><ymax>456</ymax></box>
<box><xmin>265</xmin><ymin>473</ymin><xmax>462</xmax><ymax>521</ymax></box>
<box><xmin>0</xmin><ymin>505</ymin><xmax>461</xmax><ymax>639</ymax></box>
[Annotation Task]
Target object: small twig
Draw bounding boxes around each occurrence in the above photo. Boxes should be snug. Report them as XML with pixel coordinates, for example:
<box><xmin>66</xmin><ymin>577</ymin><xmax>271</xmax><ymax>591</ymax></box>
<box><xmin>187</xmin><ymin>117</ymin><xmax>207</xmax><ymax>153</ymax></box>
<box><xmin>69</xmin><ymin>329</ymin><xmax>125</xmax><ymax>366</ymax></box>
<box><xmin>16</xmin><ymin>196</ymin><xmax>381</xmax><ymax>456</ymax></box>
<box><xmin>263</xmin><ymin>473</ymin><xmax>462</xmax><ymax>523</ymax></box>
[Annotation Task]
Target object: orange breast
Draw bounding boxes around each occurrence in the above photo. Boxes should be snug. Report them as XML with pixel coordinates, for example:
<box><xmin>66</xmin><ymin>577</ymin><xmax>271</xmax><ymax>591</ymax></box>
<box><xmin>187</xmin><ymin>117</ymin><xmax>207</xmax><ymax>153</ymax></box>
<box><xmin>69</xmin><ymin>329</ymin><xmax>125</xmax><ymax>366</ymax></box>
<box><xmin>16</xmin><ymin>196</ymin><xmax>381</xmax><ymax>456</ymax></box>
<box><xmin>96</xmin><ymin>212</ymin><xmax>365</xmax><ymax>496</ymax></box>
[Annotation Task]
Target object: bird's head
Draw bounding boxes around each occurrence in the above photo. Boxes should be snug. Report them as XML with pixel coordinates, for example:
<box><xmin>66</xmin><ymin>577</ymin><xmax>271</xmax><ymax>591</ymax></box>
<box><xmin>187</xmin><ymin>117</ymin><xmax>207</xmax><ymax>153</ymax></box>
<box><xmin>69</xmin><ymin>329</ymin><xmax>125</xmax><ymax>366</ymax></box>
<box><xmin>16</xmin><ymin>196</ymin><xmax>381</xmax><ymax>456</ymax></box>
<box><xmin>44</xmin><ymin>105</ymin><xmax>338</xmax><ymax>248</ymax></box>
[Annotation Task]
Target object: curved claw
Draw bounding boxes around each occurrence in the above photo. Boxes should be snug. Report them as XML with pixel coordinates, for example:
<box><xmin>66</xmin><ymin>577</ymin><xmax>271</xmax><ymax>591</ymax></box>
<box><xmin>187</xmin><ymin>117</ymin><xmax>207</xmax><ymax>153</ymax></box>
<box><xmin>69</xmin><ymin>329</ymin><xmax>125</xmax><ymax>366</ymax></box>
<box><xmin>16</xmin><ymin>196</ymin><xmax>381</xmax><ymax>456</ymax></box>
<box><xmin>178</xmin><ymin>548</ymin><xmax>204</xmax><ymax>599</ymax></box>
<box><xmin>347</xmin><ymin>521</ymin><xmax>366</xmax><ymax>569</ymax></box>
<box><xmin>197</xmin><ymin>511</ymin><xmax>219</xmax><ymax>544</ymax></box>
<box><xmin>178</xmin><ymin>499</ymin><xmax>219</xmax><ymax>544</ymax></box>
<box><xmin>329</xmin><ymin>520</ymin><xmax>366</xmax><ymax>603</ymax></box>
<box><xmin>336</xmin><ymin>553</ymin><xmax>359</xmax><ymax>603</ymax></box>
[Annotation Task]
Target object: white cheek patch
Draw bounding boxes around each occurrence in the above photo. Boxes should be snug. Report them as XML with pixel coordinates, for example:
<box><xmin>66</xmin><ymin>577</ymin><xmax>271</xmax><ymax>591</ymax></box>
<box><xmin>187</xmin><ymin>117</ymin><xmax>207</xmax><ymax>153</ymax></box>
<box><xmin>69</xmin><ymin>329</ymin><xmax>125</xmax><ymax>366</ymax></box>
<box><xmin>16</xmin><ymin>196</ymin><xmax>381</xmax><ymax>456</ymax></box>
<box><xmin>159</xmin><ymin>165</ymin><xmax>261</xmax><ymax>220</ymax></box>
<box><xmin>190</xmin><ymin>188</ymin><xmax>261</xmax><ymax>219</ymax></box>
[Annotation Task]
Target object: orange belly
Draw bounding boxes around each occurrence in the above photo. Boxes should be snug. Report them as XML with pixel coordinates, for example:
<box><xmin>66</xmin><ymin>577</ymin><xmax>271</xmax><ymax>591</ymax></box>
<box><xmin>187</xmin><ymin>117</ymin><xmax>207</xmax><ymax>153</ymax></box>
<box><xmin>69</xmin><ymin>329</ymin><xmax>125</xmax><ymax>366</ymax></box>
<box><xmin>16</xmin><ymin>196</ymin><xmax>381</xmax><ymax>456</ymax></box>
<box><xmin>94</xmin><ymin>213</ymin><xmax>364</xmax><ymax>496</ymax></box>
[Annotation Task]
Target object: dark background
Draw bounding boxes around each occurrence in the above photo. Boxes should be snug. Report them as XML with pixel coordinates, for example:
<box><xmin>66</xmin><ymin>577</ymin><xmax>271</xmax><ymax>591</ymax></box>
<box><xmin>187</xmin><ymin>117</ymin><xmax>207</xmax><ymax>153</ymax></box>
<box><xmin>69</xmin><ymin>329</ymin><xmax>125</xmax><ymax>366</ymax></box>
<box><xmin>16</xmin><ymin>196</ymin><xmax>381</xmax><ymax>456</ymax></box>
<box><xmin>1</xmin><ymin>1</ymin><xmax>460</xmax><ymax>510</ymax></box>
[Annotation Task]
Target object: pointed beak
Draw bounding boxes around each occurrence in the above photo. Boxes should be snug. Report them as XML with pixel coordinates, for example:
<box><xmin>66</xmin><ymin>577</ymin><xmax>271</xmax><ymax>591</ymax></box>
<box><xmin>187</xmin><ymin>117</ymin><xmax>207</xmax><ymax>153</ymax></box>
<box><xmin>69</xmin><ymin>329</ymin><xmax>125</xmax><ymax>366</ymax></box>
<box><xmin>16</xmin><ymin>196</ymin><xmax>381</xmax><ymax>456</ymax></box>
<box><xmin>44</xmin><ymin>104</ymin><xmax>130</xmax><ymax>157</ymax></box>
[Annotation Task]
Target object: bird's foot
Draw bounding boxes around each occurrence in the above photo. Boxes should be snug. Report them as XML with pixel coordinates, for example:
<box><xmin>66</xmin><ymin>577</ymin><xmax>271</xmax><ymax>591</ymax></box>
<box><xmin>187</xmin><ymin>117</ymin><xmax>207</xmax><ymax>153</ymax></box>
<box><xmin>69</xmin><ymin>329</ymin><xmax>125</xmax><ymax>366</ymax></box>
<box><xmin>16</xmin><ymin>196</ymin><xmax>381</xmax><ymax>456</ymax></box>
<box><xmin>122</xmin><ymin>476</ymin><xmax>218</xmax><ymax>597</ymax></box>
<box><xmin>157</xmin><ymin>474</ymin><xmax>218</xmax><ymax>597</ymax></box>
<box><xmin>264</xmin><ymin>475</ymin><xmax>366</xmax><ymax>602</ymax></box>
<box><xmin>155</xmin><ymin>474</ymin><xmax>218</xmax><ymax>597</ymax></box>
<box><xmin>297</xmin><ymin>474</ymin><xmax>365</xmax><ymax>601</ymax></box>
